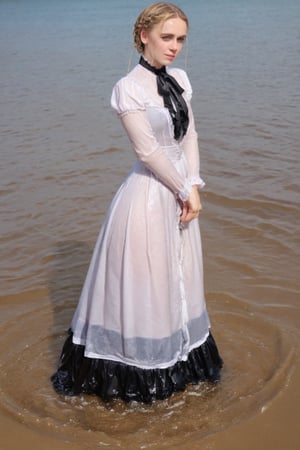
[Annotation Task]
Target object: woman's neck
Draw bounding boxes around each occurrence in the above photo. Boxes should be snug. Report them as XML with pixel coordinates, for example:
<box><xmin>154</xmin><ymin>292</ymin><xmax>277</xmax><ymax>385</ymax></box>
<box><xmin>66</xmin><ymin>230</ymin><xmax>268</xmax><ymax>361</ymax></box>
<box><xmin>139</xmin><ymin>56</ymin><xmax>166</xmax><ymax>75</ymax></box>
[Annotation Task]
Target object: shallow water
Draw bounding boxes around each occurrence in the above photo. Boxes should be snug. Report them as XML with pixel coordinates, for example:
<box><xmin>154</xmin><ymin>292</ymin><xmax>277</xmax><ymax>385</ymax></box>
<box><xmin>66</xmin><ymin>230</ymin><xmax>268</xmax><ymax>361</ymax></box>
<box><xmin>1</xmin><ymin>0</ymin><xmax>300</xmax><ymax>449</ymax></box>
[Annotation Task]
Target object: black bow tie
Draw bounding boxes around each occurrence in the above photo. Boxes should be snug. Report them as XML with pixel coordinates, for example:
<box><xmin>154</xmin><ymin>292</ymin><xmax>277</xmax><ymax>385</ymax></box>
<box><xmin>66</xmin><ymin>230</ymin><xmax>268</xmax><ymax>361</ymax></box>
<box><xmin>139</xmin><ymin>56</ymin><xmax>189</xmax><ymax>141</ymax></box>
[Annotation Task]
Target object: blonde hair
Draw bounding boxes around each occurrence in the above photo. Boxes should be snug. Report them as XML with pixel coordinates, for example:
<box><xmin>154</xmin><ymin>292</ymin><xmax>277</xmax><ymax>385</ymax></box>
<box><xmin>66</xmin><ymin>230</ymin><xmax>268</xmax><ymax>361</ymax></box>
<box><xmin>133</xmin><ymin>2</ymin><xmax>189</xmax><ymax>54</ymax></box>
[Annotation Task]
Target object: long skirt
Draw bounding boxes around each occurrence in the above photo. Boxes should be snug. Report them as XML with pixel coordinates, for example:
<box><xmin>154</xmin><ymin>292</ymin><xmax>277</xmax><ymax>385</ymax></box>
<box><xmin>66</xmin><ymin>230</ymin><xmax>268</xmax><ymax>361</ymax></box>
<box><xmin>51</xmin><ymin>159</ymin><xmax>223</xmax><ymax>403</ymax></box>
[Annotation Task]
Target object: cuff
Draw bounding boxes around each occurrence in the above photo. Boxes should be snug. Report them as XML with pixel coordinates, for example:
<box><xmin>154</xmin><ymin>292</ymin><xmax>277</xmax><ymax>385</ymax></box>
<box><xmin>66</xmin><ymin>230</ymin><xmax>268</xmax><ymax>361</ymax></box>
<box><xmin>177</xmin><ymin>179</ymin><xmax>193</xmax><ymax>202</ymax></box>
<box><xmin>188</xmin><ymin>176</ymin><xmax>206</xmax><ymax>189</ymax></box>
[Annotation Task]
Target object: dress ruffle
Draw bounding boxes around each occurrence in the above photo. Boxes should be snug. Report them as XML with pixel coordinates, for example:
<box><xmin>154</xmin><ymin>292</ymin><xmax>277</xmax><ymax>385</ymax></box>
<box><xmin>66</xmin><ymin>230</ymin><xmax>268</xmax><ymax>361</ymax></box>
<box><xmin>51</xmin><ymin>330</ymin><xmax>223</xmax><ymax>403</ymax></box>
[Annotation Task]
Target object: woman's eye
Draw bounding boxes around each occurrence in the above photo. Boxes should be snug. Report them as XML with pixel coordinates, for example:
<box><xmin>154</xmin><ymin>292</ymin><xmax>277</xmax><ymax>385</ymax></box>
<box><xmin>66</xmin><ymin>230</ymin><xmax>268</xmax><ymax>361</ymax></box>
<box><xmin>161</xmin><ymin>36</ymin><xmax>186</xmax><ymax>43</ymax></box>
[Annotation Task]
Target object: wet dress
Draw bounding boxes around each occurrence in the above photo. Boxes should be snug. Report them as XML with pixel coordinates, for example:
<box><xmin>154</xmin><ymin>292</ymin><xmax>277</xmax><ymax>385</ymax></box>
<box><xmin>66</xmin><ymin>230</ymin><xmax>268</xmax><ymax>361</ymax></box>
<box><xmin>51</xmin><ymin>62</ymin><xmax>223</xmax><ymax>403</ymax></box>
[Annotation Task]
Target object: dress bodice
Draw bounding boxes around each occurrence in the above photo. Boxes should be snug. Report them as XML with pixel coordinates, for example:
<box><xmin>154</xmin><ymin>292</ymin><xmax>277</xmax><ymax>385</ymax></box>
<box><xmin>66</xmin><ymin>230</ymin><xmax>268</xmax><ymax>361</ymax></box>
<box><xmin>111</xmin><ymin>64</ymin><xmax>192</xmax><ymax>148</ymax></box>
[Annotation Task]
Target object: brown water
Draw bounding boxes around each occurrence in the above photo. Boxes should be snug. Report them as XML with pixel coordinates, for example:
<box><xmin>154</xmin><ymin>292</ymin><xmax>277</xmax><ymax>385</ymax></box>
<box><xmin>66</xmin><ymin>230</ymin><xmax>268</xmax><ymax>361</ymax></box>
<box><xmin>1</xmin><ymin>1</ymin><xmax>300</xmax><ymax>449</ymax></box>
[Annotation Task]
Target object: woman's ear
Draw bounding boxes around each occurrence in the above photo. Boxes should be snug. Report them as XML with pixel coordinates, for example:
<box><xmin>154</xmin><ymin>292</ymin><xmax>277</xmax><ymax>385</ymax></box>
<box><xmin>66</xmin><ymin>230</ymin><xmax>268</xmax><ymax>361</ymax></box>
<box><xmin>140</xmin><ymin>29</ymin><xmax>148</xmax><ymax>45</ymax></box>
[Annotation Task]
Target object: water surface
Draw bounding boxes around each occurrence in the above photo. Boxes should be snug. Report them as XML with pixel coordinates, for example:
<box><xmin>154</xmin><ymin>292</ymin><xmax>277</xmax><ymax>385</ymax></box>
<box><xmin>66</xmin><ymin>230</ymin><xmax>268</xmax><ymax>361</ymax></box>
<box><xmin>1</xmin><ymin>0</ymin><xmax>300</xmax><ymax>449</ymax></box>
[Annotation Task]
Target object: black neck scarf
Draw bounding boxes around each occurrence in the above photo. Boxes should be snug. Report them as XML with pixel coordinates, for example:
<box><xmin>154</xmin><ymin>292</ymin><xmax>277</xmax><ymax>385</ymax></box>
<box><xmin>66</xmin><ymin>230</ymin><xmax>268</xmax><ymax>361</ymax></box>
<box><xmin>139</xmin><ymin>56</ymin><xmax>189</xmax><ymax>141</ymax></box>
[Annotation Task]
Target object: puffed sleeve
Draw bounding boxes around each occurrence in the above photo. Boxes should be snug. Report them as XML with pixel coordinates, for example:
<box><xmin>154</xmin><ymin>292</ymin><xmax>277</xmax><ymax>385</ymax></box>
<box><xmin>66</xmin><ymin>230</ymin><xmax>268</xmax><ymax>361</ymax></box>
<box><xmin>110</xmin><ymin>77</ymin><xmax>193</xmax><ymax>201</ymax></box>
<box><xmin>170</xmin><ymin>69</ymin><xmax>205</xmax><ymax>189</ymax></box>
<box><xmin>111</xmin><ymin>77</ymin><xmax>146</xmax><ymax>115</ymax></box>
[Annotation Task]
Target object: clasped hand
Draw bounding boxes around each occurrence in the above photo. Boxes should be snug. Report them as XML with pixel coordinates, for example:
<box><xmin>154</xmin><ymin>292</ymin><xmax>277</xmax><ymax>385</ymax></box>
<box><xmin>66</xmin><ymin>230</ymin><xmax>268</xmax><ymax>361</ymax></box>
<box><xmin>179</xmin><ymin>185</ymin><xmax>202</xmax><ymax>223</ymax></box>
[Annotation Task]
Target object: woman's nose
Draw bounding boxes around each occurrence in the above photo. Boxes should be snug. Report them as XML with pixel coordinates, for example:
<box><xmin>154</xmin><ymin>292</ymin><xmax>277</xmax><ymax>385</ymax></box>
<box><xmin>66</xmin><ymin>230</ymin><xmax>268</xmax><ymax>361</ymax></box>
<box><xmin>170</xmin><ymin>39</ymin><xmax>178</xmax><ymax>52</ymax></box>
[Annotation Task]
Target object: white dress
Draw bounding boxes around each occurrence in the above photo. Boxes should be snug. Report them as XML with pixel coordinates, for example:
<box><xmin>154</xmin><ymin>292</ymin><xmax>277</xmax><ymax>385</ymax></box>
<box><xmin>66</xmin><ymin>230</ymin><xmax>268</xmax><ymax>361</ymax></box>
<box><xmin>51</xmin><ymin>63</ymin><xmax>222</xmax><ymax>402</ymax></box>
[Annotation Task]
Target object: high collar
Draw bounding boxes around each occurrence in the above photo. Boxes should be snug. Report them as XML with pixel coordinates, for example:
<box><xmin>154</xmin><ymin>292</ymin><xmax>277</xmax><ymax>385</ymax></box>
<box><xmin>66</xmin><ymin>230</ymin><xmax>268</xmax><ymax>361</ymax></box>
<box><xmin>139</xmin><ymin>56</ymin><xmax>167</xmax><ymax>75</ymax></box>
<box><xmin>138</xmin><ymin>56</ymin><xmax>189</xmax><ymax>141</ymax></box>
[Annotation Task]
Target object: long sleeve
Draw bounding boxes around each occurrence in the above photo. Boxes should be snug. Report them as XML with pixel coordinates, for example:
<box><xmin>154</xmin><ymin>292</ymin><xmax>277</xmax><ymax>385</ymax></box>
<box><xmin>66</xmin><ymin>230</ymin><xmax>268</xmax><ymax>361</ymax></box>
<box><xmin>182</xmin><ymin>103</ymin><xmax>205</xmax><ymax>188</ymax></box>
<box><xmin>120</xmin><ymin>111</ymin><xmax>193</xmax><ymax>201</ymax></box>
<box><xmin>169</xmin><ymin>68</ymin><xmax>205</xmax><ymax>189</ymax></box>
<box><xmin>111</xmin><ymin>75</ymin><xmax>193</xmax><ymax>201</ymax></box>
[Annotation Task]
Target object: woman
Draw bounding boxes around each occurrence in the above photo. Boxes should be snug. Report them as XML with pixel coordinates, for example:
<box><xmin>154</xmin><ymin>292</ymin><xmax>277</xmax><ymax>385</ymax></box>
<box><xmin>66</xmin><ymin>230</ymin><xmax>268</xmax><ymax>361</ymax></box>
<box><xmin>51</xmin><ymin>2</ymin><xmax>223</xmax><ymax>403</ymax></box>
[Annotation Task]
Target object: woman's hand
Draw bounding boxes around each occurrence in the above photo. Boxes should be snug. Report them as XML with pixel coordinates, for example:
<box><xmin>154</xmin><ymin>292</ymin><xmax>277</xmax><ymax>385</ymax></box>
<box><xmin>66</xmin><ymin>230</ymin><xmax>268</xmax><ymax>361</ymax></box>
<box><xmin>180</xmin><ymin>185</ymin><xmax>202</xmax><ymax>223</ymax></box>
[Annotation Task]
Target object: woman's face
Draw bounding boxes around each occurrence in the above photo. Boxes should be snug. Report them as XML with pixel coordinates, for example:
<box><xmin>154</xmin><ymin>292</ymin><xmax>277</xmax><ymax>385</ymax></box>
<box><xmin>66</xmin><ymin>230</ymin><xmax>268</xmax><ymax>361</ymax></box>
<box><xmin>141</xmin><ymin>17</ymin><xmax>187</xmax><ymax>68</ymax></box>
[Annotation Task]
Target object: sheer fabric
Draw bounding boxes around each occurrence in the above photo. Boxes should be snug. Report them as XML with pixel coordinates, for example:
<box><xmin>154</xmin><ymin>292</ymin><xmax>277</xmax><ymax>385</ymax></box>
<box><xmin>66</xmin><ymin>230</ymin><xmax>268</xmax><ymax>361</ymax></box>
<box><xmin>51</xmin><ymin>64</ymin><xmax>223</xmax><ymax>401</ymax></box>
<box><xmin>70</xmin><ymin>64</ymin><xmax>210</xmax><ymax>369</ymax></box>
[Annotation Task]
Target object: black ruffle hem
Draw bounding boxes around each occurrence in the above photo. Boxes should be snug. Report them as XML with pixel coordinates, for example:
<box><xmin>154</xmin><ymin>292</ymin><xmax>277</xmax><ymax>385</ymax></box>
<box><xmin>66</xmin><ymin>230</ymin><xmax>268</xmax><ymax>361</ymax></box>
<box><xmin>51</xmin><ymin>330</ymin><xmax>223</xmax><ymax>403</ymax></box>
